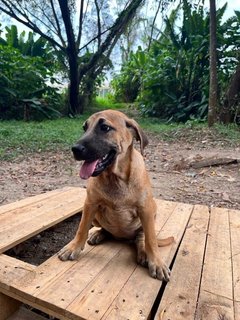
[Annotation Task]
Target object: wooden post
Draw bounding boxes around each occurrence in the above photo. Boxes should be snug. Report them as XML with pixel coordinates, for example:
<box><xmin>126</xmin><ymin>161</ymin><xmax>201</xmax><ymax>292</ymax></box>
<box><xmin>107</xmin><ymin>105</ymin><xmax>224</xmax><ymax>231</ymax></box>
<box><xmin>0</xmin><ymin>293</ymin><xmax>21</xmax><ymax>320</ymax></box>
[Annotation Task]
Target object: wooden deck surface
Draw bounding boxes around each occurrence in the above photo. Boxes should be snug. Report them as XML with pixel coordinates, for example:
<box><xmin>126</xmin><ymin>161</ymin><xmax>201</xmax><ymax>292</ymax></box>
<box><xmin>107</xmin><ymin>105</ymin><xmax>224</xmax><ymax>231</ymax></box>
<box><xmin>0</xmin><ymin>187</ymin><xmax>239</xmax><ymax>320</ymax></box>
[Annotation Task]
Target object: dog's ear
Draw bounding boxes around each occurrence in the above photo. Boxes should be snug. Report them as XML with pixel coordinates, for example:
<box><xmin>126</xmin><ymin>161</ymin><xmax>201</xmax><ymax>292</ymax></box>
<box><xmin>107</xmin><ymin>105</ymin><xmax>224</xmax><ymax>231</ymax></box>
<box><xmin>126</xmin><ymin>119</ymin><xmax>148</xmax><ymax>155</ymax></box>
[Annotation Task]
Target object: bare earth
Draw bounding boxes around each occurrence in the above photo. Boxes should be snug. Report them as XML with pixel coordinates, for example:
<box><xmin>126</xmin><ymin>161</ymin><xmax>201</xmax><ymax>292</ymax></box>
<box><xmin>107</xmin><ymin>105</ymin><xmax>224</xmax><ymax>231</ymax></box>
<box><xmin>1</xmin><ymin>129</ymin><xmax>239</xmax><ymax>210</ymax></box>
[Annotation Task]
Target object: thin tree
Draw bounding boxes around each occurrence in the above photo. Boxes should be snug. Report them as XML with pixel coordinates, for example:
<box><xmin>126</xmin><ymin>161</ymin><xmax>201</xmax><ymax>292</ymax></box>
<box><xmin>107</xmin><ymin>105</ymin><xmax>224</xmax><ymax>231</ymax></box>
<box><xmin>208</xmin><ymin>0</ymin><xmax>218</xmax><ymax>126</ymax></box>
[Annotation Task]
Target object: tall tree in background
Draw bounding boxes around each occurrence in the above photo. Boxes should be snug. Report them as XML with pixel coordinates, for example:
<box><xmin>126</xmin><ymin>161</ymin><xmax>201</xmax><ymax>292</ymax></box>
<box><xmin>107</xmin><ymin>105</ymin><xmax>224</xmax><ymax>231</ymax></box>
<box><xmin>208</xmin><ymin>0</ymin><xmax>218</xmax><ymax>126</ymax></box>
<box><xmin>0</xmin><ymin>0</ymin><xmax>144</xmax><ymax>115</ymax></box>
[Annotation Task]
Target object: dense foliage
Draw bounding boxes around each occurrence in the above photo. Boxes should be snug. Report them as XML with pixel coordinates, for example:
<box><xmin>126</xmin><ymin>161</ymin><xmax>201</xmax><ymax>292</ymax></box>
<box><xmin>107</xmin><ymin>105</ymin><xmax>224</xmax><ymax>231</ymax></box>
<box><xmin>112</xmin><ymin>2</ymin><xmax>240</xmax><ymax>122</ymax></box>
<box><xmin>0</xmin><ymin>26</ymin><xmax>62</xmax><ymax>120</ymax></box>
<box><xmin>0</xmin><ymin>0</ymin><xmax>145</xmax><ymax>115</ymax></box>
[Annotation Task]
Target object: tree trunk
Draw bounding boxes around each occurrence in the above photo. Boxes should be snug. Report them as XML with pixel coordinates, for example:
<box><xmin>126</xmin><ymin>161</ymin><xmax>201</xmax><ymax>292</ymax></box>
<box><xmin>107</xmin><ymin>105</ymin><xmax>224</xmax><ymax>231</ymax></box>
<box><xmin>220</xmin><ymin>64</ymin><xmax>240</xmax><ymax>124</ymax></box>
<box><xmin>79</xmin><ymin>73</ymin><xmax>97</xmax><ymax>111</ymax></box>
<box><xmin>68</xmin><ymin>73</ymin><xmax>81</xmax><ymax>115</ymax></box>
<box><xmin>58</xmin><ymin>0</ymin><xmax>82</xmax><ymax>115</ymax></box>
<box><xmin>208</xmin><ymin>0</ymin><xmax>218</xmax><ymax>127</ymax></box>
<box><xmin>68</xmin><ymin>68</ymin><xmax>81</xmax><ymax>115</ymax></box>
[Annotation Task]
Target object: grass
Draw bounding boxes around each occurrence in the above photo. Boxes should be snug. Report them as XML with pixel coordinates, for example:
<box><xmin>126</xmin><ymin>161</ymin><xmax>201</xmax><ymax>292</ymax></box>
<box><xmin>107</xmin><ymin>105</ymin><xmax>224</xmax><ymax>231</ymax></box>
<box><xmin>0</xmin><ymin>117</ymin><xmax>88</xmax><ymax>160</ymax></box>
<box><xmin>93</xmin><ymin>96</ymin><xmax>126</xmax><ymax>110</ymax></box>
<box><xmin>0</xmin><ymin>113</ymin><xmax>239</xmax><ymax>161</ymax></box>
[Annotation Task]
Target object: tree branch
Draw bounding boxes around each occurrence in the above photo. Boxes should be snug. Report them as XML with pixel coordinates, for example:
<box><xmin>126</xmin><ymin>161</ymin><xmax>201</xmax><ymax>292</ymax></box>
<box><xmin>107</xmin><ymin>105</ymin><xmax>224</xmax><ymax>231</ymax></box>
<box><xmin>0</xmin><ymin>0</ymin><xmax>65</xmax><ymax>51</ymax></box>
<box><xmin>148</xmin><ymin>0</ymin><xmax>162</xmax><ymax>50</ymax></box>
<box><xmin>57</xmin><ymin>0</ymin><xmax>76</xmax><ymax>52</ymax></box>
<box><xmin>78</xmin><ymin>25</ymin><xmax>113</xmax><ymax>52</ymax></box>
<box><xmin>94</xmin><ymin>0</ymin><xmax>101</xmax><ymax>49</ymax></box>
<box><xmin>76</xmin><ymin>0</ymin><xmax>85</xmax><ymax>49</ymax></box>
<box><xmin>79</xmin><ymin>0</ymin><xmax>144</xmax><ymax>78</ymax></box>
<box><xmin>50</xmin><ymin>0</ymin><xmax>66</xmax><ymax>47</ymax></box>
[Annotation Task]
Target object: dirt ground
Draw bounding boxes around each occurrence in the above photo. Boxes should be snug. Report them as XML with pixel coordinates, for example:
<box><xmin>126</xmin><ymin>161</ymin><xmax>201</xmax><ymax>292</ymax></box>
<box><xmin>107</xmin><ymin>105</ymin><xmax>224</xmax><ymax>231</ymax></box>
<box><xmin>1</xmin><ymin>127</ymin><xmax>240</xmax><ymax>267</ymax></box>
<box><xmin>1</xmin><ymin>128</ymin><xmax>239</xmax><ymax>209</ymax></box>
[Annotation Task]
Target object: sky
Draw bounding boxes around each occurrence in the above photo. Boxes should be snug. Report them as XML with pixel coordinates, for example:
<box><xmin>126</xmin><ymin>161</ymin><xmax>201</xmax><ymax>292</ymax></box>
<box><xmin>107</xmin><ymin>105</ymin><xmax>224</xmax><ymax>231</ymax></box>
<box><xmin>216</xmin><ymin>0</ymin><xmax>239</xmax><ymax>18</ymax></box>
<box><xmin>1</xmin><ymin>0</ymin><xmax>240</xmax><ymax>35</ymax></box>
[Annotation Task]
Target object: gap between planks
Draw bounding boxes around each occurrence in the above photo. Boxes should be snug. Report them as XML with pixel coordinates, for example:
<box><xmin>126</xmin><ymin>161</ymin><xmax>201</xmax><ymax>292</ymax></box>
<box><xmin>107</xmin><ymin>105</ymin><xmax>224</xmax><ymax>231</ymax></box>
<box><xmin>154</xmin><ymin>204</ymin><xmax>210</xmax><ymax>320</ymax></box>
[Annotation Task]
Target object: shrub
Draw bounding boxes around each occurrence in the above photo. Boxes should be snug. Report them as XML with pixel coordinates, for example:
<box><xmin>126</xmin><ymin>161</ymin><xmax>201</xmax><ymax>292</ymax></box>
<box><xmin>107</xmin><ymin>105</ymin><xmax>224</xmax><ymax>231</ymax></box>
<box><xmin>0</xmin><ymin>44</ymin><xmax>62</xmax><ymax>120</ymax></box>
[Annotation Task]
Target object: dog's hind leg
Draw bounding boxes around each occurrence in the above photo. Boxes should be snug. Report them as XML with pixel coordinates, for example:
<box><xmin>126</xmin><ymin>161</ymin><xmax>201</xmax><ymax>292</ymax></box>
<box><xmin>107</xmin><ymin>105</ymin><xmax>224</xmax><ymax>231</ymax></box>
<box><xmin>135</xmin><ymin>229</ymin><xmax>148</xmax><ymax>268</ymax></box>
<box><xmin>87</xmin><ymin>228</ymin><xmax>112</xmax><ymax>245</ymax></box>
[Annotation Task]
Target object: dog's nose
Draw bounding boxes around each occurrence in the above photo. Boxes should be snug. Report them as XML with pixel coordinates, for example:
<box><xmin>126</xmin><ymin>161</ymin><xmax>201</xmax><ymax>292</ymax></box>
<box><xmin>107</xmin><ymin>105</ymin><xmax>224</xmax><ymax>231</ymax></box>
<box><xmin>72</xmin><ymin>144</ymin><xmax>86</xmax><ymax>159</ymax></box>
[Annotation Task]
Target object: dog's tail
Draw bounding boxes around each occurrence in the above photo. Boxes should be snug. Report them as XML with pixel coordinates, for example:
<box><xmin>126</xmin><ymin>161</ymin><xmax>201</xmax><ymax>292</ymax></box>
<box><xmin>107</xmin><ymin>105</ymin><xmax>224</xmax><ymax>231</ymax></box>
<box><xmin>157</xmin><ymin>236</ymin><xmax>174</xmax><ymax>247</ymax></box>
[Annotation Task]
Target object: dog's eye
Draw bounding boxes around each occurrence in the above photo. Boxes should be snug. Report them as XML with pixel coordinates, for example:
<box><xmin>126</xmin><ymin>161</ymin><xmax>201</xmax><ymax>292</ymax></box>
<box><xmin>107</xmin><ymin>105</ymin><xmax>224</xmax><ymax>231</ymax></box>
<box><xmin>83</xmin><ymin>122</ymin><xmax>88</xmax><ymax>132</ymax></box>
<box><xmin>100</xmin><ymin>124</ymin><xmax>111</xmax><ymax>132</ymax></box>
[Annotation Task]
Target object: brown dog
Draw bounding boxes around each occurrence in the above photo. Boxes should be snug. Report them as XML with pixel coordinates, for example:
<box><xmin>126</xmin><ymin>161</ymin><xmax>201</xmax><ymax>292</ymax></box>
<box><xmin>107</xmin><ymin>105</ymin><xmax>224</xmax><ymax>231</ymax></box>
<box><xmin>58</xmin><ymin>110</ymin><xmax>172</xmax><ymax>281</ymax></box>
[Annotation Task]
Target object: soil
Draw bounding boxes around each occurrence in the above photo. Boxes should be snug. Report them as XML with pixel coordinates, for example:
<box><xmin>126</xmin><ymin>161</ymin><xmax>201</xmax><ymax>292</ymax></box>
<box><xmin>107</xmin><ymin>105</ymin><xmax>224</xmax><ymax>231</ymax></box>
<box><xmin>1</xmin><ymin>127</ymin><xmax>240</xmax><ymax>266</ymax></box>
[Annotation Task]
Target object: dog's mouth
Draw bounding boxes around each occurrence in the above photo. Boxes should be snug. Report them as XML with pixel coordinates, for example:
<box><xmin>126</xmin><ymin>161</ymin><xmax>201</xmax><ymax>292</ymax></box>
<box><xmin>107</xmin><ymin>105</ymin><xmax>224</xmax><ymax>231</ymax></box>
<box><xmin>79</xmin><ymin>150</ymin><xmax>116</xmax><ymax>180</ymax></box>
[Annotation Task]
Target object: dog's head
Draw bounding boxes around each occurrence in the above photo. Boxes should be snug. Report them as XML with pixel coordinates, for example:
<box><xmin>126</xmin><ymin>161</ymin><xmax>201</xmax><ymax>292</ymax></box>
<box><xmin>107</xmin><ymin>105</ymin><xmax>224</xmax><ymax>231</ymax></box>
<box><xmin>72</xmin><ymin>110</ymin><xmax>148</xmax><ymax>179</ymax></box>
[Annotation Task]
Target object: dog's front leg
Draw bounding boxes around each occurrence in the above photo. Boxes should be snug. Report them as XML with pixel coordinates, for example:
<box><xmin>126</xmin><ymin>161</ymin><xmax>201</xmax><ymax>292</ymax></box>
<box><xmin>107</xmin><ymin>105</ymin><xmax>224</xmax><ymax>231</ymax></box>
<box><xmin>138</xmin><ymin>203</ymin><xmax>170</xmax><ymax>282</ymax></box>
<box><xmin>58</xmin><ymin>202</ymin><xmax>96</xmax><ymax>261</ymax></box>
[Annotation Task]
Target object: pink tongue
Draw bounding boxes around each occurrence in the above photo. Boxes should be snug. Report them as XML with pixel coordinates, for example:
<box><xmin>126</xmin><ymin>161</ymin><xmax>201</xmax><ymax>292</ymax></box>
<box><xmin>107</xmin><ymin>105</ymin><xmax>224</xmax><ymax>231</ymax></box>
<box><xmin>80</xmin><ymin>160</ymin><xmax>99</xmax><ymax>180</ymax></box>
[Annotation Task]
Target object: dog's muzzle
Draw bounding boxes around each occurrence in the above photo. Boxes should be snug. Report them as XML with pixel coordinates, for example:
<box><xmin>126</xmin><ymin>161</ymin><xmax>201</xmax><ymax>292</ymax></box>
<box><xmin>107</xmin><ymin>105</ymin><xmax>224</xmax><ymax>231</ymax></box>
<box><xmin>72</xmin><ymin>144</ymin><xmax>117</xmax><ymax>180</ymax></box>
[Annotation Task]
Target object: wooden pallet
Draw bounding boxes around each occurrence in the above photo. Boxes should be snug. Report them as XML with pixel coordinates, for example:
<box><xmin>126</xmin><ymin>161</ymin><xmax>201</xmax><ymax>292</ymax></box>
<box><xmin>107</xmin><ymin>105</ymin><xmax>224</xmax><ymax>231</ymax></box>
<box><xmin>0</xmin><ymin>187</ymin><xmax>239</xmax><ymax>320</ymax></box>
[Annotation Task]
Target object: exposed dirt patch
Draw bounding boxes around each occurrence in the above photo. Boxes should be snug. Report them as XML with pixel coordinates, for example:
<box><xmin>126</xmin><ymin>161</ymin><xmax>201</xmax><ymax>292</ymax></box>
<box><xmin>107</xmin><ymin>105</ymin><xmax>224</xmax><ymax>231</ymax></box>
<box><xmin>1</xmin><ymin>129</ymin><xmax>239</xmax><ymax>209</ymax></box>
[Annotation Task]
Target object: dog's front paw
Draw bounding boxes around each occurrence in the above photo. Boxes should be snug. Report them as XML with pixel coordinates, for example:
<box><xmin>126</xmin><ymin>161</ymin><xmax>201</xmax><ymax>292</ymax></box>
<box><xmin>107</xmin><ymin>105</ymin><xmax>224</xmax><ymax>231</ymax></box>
<box><xmin>58</xmin><ymin>241</ymin><xmax>83</xmax><ymax>261</ymax></box>
<box><xmin>148</xmin><ymin>257</ymin><xmax>170</xmax><ymax>282</ymax></box>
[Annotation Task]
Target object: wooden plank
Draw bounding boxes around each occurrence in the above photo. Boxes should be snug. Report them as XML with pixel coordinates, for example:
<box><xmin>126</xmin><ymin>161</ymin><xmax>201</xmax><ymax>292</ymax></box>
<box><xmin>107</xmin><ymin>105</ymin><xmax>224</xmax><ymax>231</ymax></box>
<box><xmin>0</xmin><ymin>187</ymin><xmax>73</xmax><ymax>215</ymax></box>
<box><xmin>102</xmin><ymin>202</ymin><xmax>193</xmax><ymax>320</ymax></box>
<box><xmin>154</xmin><ymin>204</ymin><xmax>209</xmax><ymax>320</ymax></box>
<box><xmin>33</xmin><ymin>242</ymin><xmax>123</xmax><ymax>317</ymax></box>
<box><xmin>10</xmin><ymin>200</ymin><xmax>175</xmax><ymax>317</ymax></box>
<box><xmin>195</xmin><ymin>207</ymin><xmax>234</xmax><ymax>320</ymax></box>
<box><xmin>0</xmin><ymin>255</ymin><xmax>36</xmax><ymax>291</ymax></box>
<box><xmin>0</xmin><ymin>187</ymin><xmax>85</xmax><ymax>233</ymax></box>
<box><xmin>0</xmin><ymin>195</ymin><xmax>193</xmax><ymax>320</ymax></box>
<box><xmin>7</xmin><ymin>306</ymin><xmax>48</xmax><ymax>320</ymax></box>
<box><xmin>0</xmin><ymin>293</ymin><xmax>21</xmax><ymax>320</ymax></box>
<box><xmin>0</xmin><ymin>253</ymin><xmax>78</xmax><ymax>319</ymax></box>
<box><xmin>229</xmin><ymin>208</ymin><xmax>240</xmax><ymax>318</ymax></box>
<box><xmin>0</xmin><ymin>189</ymin><xmax>85</xmax><ymax>253</ymax></box>
<box><xmin>0</xmin><ymin>287</ymin><xmax>70</xmax><ymax>320</ymax></box>
<box><xmin>66</xmin><ymin>245</ymin><xmax>136</xmax><ymax>320</ymax></box>
<box><xmin>154</xmin><ymin>199</ymin><xmax>177</xmax><ymax>233</ymax></box>
<box><xmin>0</xmin><ymin>255</ymin><xmax>36</xmax><ymax>319</ymax></box>
<box><xmin>61</xmin><ymin>205</ymin><xmax>192</xmax><ymax>319</ymax></box>
<box><xmin>17</xmin><ymin>200</ymin><xmax>178</xmax><ymax>320</ymax></box>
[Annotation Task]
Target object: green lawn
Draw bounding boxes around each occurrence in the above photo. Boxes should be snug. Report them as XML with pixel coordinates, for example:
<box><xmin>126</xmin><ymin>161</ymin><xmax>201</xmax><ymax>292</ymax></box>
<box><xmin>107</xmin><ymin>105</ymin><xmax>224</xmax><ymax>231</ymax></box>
<box><xmin>0</xmin><ymin>115</ymin><xmax>239</xmax><ymax>160</ymax></box>
<box><xmin>0</xmin><ymin>117</ymin><xmax>88</xmax><ymax>160</ymax></box>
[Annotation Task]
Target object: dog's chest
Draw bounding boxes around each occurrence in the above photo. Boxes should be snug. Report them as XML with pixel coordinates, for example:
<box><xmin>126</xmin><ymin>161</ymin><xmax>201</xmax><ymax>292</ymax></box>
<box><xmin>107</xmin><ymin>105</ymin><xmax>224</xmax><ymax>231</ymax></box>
<box><xmin>94</xmin><ymin>203</ymin><xmax>141</xmax><ymax>239</ymax></box>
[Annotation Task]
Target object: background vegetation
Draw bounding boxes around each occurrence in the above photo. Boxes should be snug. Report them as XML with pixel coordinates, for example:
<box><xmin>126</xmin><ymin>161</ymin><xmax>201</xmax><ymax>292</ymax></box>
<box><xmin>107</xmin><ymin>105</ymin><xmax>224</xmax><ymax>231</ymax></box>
<box><xmin>0</xmin><ymin>0</ymin><xmax>240</xmax><ymax>127</ymax></box>
<box><xmin>111</xmin><ymin>1</ymin><xmax>240</xmax><ymax>123</ymax></box>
